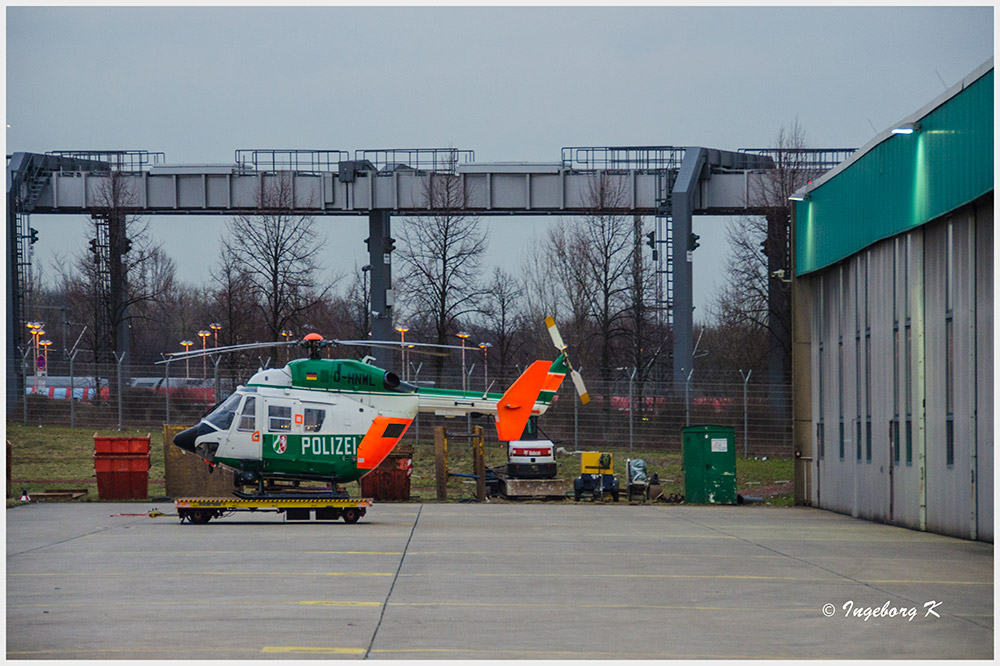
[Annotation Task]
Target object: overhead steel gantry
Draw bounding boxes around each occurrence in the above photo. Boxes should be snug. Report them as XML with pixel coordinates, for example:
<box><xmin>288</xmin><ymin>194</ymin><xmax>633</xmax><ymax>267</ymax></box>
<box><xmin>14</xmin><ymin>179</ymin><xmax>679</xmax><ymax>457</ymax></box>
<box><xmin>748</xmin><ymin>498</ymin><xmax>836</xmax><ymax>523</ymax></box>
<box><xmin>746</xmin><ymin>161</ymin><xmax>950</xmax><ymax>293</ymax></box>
<box><xmin>6</xmin><ymin>146</ymin><xmax>854</xmax><ymax>407</ymax></box>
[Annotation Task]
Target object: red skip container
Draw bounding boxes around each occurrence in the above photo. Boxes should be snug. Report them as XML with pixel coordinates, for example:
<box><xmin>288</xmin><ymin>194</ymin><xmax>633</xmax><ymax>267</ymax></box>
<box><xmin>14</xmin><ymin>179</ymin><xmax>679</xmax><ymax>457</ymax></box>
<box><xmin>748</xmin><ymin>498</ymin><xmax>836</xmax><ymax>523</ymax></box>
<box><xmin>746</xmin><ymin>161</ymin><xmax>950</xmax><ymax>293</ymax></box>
<box><xmin>94</xmin><ymin>434</ymin><xmax>151</xmax><ymax>500</ymax></box>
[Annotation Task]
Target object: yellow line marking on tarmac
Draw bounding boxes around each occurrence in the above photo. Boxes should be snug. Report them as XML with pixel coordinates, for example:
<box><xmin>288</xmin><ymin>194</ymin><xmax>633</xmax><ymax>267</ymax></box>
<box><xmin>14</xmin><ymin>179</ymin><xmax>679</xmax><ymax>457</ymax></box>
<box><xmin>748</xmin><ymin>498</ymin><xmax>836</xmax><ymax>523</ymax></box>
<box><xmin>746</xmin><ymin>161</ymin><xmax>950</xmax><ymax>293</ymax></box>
<box><xmin>262</xmin><ymin>647</ymin><xmax>366</xmax><ymax>654</ymax></box>
<box><xmin>366</xmin><ymin>648</ymin><xmax>789</xmax><ymax>659</ymax></box>
<box><xmin>304</xmin><ymin>551</ymin><xmax>403</xmax><ymax>555</ymax></box>
<box><xmin>398</xmin><ymin>573</ymin><xmax>845</xmax><ymax>582</ymax></box>
<box><xmin>387</xmin><ymin>601</ymin><xmax>814</xmax><ymax>613</ymax></box>
<box><xmin>859</xmin><ymin>579</ymin><xmax>993</xmax><ymax>586</ymax></box>
<box><xmin>9</xmin><ymin>571</ymin><xmax>393</xmax><ymax>577</ymax></box>
<box><xmin>12</xmin><ymin>598</ymin><xmax>985</xmax><ymax>616</ymax></box>
<box><xmin>398</xmin><ymin>572</ymin><xmax>993</xmax><ymax>585</ymax></box>
<box><xmin>7</xmin><ymin>647</ymin><xmax>262</xmax><ymax>656</ymax></box>
<box><xmin>407</xmin><ymin>550</ymin><xmax>786</xmax><ymax>559</ymax></box>
<box><xmin>24</xmin><ymin>550</ymin><xmax>405</xmax><ymax>556</ymax></box>
<box><xmin>299</xmin><ymin>601</ymin><xmax>382</xmax><ymax>606</ymax></box>
<box><xmin>11</xmin><ymin>571</ymin><xmax>989</xmax><ymax>584</ymax></box>
<box><xmin>9</xmin><ymin>600</ymin><xmax>384</xmax><ymax>609</ymax></box>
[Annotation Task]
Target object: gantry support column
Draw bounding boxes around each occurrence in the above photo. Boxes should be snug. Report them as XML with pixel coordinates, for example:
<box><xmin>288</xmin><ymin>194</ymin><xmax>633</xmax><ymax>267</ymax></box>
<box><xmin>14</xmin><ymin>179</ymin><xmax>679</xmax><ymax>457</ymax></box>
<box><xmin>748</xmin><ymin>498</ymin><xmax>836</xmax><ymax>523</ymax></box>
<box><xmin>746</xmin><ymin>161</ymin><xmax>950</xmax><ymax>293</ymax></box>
<box><xmin>108</xmin><ymin>211</ymin><xmax>130</xmax><ymax>381</ymax></box>
<box><xmin>6</xmin><ymin>163</ymin><xmax>24</xmax><ymax>413</ymax></box>
<box><xmin>670</xmin><ymin>148</ymin><xmax>706</xmax><ymax>386</ymax></box>
<box><xmin>367</xmin><ymin>210</ymin><xmax>394</xmax><ymax>371</ymax></box>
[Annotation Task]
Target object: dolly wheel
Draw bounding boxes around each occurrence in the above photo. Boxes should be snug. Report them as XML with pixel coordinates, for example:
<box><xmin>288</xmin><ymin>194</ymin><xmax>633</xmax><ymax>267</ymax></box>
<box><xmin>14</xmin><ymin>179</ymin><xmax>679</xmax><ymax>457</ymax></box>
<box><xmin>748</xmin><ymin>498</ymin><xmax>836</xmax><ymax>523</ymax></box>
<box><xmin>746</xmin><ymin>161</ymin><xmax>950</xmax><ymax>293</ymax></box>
<box><xmin>342</xmin><ymin>507</ymin><xmax>361</xmax><ymax>524</ymax></box>
<box><xmin>187</xmin><ymin>509</ymin><xmax>211</xmax><ymax>525</ymax></box>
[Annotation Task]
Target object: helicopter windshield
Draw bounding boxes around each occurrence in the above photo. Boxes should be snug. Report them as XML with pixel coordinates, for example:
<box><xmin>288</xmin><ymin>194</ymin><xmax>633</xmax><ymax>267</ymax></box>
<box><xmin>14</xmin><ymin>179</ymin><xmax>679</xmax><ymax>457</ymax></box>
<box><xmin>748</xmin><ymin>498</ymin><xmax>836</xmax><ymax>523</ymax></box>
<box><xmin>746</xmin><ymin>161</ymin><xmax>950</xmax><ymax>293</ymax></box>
<box><xmin>204</xmin><ymin>392</ymin><xmax>242</xmax><ymax>430</ymax></box>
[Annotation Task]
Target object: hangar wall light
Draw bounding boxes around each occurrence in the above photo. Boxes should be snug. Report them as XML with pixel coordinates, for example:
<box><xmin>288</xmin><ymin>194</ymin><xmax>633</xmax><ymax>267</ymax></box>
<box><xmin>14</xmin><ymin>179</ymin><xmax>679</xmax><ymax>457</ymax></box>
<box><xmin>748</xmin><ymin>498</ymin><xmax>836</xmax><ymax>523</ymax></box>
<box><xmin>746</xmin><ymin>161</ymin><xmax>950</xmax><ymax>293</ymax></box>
<box><xmin>892</xmin><ymin>121</ymin><xmax>921</xmax><ymax>135</ymax></box>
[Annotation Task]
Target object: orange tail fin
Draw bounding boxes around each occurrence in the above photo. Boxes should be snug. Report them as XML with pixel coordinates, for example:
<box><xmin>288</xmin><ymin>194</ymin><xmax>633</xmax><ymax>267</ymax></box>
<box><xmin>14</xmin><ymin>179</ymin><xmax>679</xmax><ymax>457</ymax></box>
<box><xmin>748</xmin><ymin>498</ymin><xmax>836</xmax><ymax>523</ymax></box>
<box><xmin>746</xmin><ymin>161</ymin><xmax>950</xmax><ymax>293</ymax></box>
<box><xmin>494</xmin><ymin>360</ymin><xmax>550</xmax><ymax>441</ymax></box>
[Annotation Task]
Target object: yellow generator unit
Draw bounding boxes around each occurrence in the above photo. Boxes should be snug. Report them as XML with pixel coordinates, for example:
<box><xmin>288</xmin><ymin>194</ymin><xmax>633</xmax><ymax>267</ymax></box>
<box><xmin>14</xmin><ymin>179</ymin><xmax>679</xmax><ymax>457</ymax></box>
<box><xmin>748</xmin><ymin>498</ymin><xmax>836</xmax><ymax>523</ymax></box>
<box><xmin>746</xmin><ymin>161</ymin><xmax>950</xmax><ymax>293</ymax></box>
<box><xmin>574</xmin><ymin>451</ymin><xmax>619</xmax><ymax>501</ymax></box>
<box><xmin>580</xmin><ymin>451</ymin><xmax>613</xmax><ymax>475</ymax></box>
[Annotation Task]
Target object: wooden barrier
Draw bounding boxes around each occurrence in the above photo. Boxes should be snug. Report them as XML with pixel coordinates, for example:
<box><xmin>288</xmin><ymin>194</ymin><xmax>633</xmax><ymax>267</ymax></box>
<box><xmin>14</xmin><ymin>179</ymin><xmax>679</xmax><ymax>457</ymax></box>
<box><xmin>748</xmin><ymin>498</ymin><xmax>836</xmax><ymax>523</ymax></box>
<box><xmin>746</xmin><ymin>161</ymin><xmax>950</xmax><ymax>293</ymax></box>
<box><xmin>162</xmin><ymin>424</ymin><xmax>236</xmax><ymax>498</ymax></box>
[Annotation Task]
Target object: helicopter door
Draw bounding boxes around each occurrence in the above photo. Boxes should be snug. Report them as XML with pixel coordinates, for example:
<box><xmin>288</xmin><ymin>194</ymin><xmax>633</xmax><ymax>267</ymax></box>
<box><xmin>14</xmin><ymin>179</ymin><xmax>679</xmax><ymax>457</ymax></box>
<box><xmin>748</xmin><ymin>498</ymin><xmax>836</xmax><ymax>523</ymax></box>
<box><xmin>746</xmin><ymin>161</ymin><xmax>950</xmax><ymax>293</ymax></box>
<box><xmin>227</xmin><ymin>395</ymin><xmax>260</xmax><ymax>461</ymax></box>
<box><xmin>262</xmin><ymin>397</ymin><xmax>302</xmax><ymax>468</ymax></box>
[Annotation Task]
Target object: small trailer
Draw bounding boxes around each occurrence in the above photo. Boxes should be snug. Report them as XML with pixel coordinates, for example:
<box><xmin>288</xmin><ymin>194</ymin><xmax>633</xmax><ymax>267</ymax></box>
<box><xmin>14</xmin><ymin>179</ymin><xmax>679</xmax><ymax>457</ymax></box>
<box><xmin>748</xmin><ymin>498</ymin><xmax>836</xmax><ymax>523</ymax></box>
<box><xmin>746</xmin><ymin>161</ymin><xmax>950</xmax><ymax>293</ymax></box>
<box><xmin>175</xmin><ymin>495</ymin><xmax>372</xmax><ymax>524</ymax></box>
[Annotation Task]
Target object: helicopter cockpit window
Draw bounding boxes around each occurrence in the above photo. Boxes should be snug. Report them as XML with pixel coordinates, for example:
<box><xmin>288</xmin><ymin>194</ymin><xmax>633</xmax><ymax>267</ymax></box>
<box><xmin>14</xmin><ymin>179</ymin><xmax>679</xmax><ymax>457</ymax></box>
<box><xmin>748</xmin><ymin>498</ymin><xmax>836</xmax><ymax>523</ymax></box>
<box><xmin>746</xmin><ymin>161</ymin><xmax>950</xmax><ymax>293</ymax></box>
<box><xmin>268</xmin><ymin>404</ymin><xmax>292</xmax><ymax>432</ymax></box>
<box><xmin>237</xmin><ymin>397</ymin><xmax>256</xmax><ymax>432</ymax></box>
<box><xmin>304</xmin><ymin>408</ymin><xmax>325</xmax><ymax>433</ymax></box>
<box><xmin>205</xmin><ymin>392</ymin><xmax>241</xmax><ymax>430</ymax></box>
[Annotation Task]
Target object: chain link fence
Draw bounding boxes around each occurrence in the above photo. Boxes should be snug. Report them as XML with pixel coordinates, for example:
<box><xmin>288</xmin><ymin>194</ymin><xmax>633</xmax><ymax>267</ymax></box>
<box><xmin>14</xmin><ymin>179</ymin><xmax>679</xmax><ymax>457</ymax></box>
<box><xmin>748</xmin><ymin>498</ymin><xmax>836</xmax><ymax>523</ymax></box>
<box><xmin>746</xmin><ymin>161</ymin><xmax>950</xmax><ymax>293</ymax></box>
<box><xmin>12</xmin><ymin>359</ymin><xmax>793</xmax><ymax>458</ymax></box>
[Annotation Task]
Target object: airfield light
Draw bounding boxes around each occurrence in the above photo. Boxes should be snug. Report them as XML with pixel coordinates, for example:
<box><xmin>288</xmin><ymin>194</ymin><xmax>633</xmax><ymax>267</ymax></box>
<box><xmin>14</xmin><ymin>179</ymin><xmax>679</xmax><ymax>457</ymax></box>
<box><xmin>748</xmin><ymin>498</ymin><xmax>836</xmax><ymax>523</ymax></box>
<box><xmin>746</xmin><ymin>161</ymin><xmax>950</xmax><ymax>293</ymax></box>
<box><xmin>39</xmin><ymin>339</ymin><xmax>52</xmax><ymax>374</ymax></box>
<box><xmin>180</xmin><ymin>340</ymin><xmax>194</xmax><ymax>379</ymax></box>
<box><xmin>34</xmin><ymin>330</ymin><xmax>46</xmax><ymax>363</ymax></box>
<box><xmin>27</xmin><ymin>323</ymin><xmax>43</xmax><ymax>387</ymax></box>
<box><xmin>457</xmin><ymin>332</ymin><xmax>471</xmax><ymax>392</ymax></box>
<box><xmin>479</xmin><ymin>342</ymin><xmax>492</xmax><ymax>392</ymax></box>
<box><xmin>198</xmin><ymin>330</ymin><xmax>210</xmax><ymax>379</ymax></box>
<box><xmin>209</xmin><ymin>322</ymin><xmax>222</xmax><ymax>346</ymax></box>
<box><xmin>280</xmin><ymin>330</ymin><xmax>295</xmax><ymax>361</ymax></box>
<box><xmin>396</xmin><ymin>326</ymin><xmax>409</xmax><ymax>380</ymax></box>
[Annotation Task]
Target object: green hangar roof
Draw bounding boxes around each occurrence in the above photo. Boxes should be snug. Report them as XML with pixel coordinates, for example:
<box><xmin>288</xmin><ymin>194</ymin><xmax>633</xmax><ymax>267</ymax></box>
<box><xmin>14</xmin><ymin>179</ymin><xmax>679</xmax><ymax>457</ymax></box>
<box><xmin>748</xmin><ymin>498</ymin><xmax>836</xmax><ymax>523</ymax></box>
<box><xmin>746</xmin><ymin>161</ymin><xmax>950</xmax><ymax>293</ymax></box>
<box><xmin>795</xmin><ymin>59</ymin><xmax>993</xmax><ymax>276</ymax></box>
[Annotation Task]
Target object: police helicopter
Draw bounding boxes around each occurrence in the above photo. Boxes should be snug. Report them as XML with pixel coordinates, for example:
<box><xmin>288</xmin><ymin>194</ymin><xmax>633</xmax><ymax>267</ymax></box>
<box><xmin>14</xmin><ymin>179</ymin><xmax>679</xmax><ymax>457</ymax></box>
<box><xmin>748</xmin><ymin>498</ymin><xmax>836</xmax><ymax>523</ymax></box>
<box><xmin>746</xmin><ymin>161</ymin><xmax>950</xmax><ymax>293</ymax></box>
<box><xmin>164</xmin><ymin>318</ymin><xmax>587</xmax><ymax>499</ymax></box>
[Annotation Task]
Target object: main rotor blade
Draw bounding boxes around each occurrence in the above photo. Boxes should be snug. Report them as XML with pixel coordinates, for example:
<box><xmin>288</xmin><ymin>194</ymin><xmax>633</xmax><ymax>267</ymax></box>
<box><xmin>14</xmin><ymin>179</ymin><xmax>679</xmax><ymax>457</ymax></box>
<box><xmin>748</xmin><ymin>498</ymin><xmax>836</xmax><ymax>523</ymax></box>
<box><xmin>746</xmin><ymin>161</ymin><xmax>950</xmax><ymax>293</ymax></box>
<box><xmin>354</xmin><ymin>342</ymin><xmax>449</xmax><ymax>357</ymax></box>
<box><xmin>156</xmin><ymin>340</ymin><xmax>294</xmax><ymax>363</ymax></box>
<box><xmin>544</xmin><ymin>316</ymin><xmax>565</xmax><ymax>351</ymax></box>
<box><xmin>337</xmin><ymin>340</ymin><xmax>471</xmax><ymax>352</ymax></box>
<box><xmin>570</xmin><ymin>369</ymin><xmax>590</xmax><ymax>405</ymax></box>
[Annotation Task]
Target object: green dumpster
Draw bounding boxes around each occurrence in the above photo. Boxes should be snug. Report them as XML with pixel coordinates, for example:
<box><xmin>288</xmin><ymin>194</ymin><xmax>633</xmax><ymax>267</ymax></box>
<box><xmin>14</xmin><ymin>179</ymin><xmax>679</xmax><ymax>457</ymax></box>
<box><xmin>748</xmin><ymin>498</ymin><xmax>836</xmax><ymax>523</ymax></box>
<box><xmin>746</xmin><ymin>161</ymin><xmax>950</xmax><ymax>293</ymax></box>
<box><xmin>682</xmin><ymin>425</ymin><xmax>737</xmax><ymax>504</ymax></box>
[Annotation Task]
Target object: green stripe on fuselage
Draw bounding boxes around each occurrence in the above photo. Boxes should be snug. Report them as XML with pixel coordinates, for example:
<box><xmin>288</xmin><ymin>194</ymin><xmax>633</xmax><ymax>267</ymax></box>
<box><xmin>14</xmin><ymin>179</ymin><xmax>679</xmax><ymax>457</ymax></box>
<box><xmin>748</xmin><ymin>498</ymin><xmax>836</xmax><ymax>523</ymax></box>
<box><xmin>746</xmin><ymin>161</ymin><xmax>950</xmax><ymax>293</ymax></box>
<box><xmin>218</xmin><ymin>433</ymin><xmax>367</xmax><ymax>482</ymax></box>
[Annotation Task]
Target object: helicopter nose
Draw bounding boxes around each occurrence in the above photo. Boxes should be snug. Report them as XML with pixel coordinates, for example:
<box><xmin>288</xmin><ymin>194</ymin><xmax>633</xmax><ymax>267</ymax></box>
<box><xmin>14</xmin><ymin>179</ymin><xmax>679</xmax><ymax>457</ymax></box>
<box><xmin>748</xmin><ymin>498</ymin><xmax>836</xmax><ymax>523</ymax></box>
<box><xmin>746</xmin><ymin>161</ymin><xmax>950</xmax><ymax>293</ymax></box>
<box><xmin>173</xmin><ymin>422</ymin><xmax>213</xmax><ymax>454</ymax></box>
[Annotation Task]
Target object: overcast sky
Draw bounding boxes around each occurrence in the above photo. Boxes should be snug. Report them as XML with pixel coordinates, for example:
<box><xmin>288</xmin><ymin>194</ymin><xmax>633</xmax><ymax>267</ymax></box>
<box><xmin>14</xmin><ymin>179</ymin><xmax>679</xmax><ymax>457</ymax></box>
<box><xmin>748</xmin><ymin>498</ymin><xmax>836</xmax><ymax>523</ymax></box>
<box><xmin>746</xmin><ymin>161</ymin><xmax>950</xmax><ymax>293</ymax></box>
<box><xmin>6</xmin><ymin>4</ymin><xmax>994</xmax><ymax>325</ymax></box>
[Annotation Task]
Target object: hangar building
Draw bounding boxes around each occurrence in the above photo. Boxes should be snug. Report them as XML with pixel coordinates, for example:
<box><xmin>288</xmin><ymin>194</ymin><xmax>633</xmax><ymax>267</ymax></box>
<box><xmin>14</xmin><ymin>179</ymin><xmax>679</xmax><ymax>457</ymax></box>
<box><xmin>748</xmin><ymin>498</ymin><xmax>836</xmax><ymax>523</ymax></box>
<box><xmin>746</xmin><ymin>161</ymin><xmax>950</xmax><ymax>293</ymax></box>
<box><xmin>791</xmin><ymin>59</ymin><xmax>993</xmax><ymax>541</ymax></box>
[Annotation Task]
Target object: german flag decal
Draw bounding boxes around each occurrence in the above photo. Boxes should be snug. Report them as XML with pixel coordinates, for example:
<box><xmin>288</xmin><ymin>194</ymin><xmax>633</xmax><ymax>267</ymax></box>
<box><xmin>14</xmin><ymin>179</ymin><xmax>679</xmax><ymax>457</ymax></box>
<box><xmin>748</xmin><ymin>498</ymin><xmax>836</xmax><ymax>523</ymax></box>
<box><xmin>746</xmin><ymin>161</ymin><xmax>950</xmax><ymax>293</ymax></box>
<box><xmin>306</xmin><ymin>372</ymin><xmax>318</xmax><ymax>381</ymax></box>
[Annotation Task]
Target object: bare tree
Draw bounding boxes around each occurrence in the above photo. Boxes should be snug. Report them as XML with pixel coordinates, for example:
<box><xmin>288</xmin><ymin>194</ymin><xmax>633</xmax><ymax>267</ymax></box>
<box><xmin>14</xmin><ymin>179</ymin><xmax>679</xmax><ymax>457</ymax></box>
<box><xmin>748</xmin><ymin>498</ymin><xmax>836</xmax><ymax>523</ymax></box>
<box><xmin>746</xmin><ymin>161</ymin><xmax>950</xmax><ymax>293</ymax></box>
<box><xmin>478</xmin><ymin>267</ymin><xmax>527</xmax><ymax>384</ymax></box>
<box><xmin>547</xmin><ymin>173</ymin><xmax>634</xmax><ymax>384</ymax></box>
<box><xmin>395</xmin><ymin>171</ymin><xmax>488</xmax><ymax>383</ymax></box>
<box><xmin>626</xmin><ymin>214</ymin><xmax>660</xmax><ymax>392</ymax></box>
<box><xmin>210</xmin><ymin>243</ymin><xmax>258</xmax><ymax>347</ymax></box>
<box><xmin>221</xmin><ymin>173</ymin><xmax>329</xmax><ymax>341</ymax></box>
<box><xmin>714</xmin><ymin>119</ymin><xmax>824</xmax><ymax>384</ymax></box>
<box><xmin>64</xmin><ymin>171</ymin><xmax>171</xmax><ymax>370</ymax></box>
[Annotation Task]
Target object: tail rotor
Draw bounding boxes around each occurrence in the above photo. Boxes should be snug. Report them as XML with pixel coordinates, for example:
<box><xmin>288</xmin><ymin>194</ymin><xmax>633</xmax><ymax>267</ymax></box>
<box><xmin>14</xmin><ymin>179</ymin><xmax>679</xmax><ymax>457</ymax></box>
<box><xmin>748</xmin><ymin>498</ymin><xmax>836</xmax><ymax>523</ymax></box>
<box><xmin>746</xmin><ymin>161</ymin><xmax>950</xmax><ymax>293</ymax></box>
<box><xmin>544</xmin><ymin>316</ymin><xmax>590</xmax><ymax>405</ymax></box>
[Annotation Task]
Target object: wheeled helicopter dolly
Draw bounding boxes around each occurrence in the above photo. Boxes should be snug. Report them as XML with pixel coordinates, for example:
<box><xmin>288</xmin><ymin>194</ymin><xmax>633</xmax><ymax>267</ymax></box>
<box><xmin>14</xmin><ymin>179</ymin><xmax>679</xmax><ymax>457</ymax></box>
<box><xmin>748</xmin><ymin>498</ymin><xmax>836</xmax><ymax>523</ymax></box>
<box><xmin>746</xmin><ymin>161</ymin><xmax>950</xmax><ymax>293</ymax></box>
<box><xmin>175</xmin><ymin>495</ymin><xmax>371</xmax><ymax>525</ymax></box>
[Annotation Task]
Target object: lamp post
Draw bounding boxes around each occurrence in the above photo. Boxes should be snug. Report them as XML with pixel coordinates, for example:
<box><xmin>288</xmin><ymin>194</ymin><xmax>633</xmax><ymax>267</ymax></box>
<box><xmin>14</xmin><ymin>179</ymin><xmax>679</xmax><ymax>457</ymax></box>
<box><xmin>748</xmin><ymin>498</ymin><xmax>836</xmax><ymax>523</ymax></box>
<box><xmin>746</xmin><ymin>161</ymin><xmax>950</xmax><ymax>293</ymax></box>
<box><xmin>39</xmin><ymin>339</ymin><xmax>52</xmax><ymax>391</ymax></box>
<box><xmin>280</xmin><ymin>329</ymin><xmax>294</xmax><ymax>361</ymax></box>
<box><xmin>197</xmin><ymin>330</ymin><xmax>210</xmax><ymax>380</ymax></box>
<box><xmin>26</xmin><ymin>322</ymin><xmax>42</xmax><ymax>391</ymax></box>
<box><xmin>209</xmin><ymin>322</ymin><xmax>222</xmax><ymax>347</ymax></box>
<box><xmin>457</xmin><ymin>332</ymin><xmax>470</xmax><ymax>393</ymax></box>
<box><xmin>180</xmin><ymin>340</ymin><xmax>193</xmax><ymax>379</ymax></box>
<box><xmin>395</xmin><ymin>326</ymin><xmax>409</xmax><ymax>380</ymax></box>
<box><xmin>478</xmin><ymin>342</ymin><xmax>492</xmax><ymax>392</ymax></box>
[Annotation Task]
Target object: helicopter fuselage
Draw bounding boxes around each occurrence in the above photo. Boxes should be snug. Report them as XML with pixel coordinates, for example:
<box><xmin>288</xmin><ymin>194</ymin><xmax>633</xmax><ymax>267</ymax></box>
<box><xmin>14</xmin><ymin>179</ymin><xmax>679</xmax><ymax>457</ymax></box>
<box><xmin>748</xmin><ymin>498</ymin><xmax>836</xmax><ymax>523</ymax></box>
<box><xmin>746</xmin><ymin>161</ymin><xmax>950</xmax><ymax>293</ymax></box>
<box><xmin>173</xmin><ymin>355</ymin><xmax>566</xmax><ymax>486</ymax></box>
